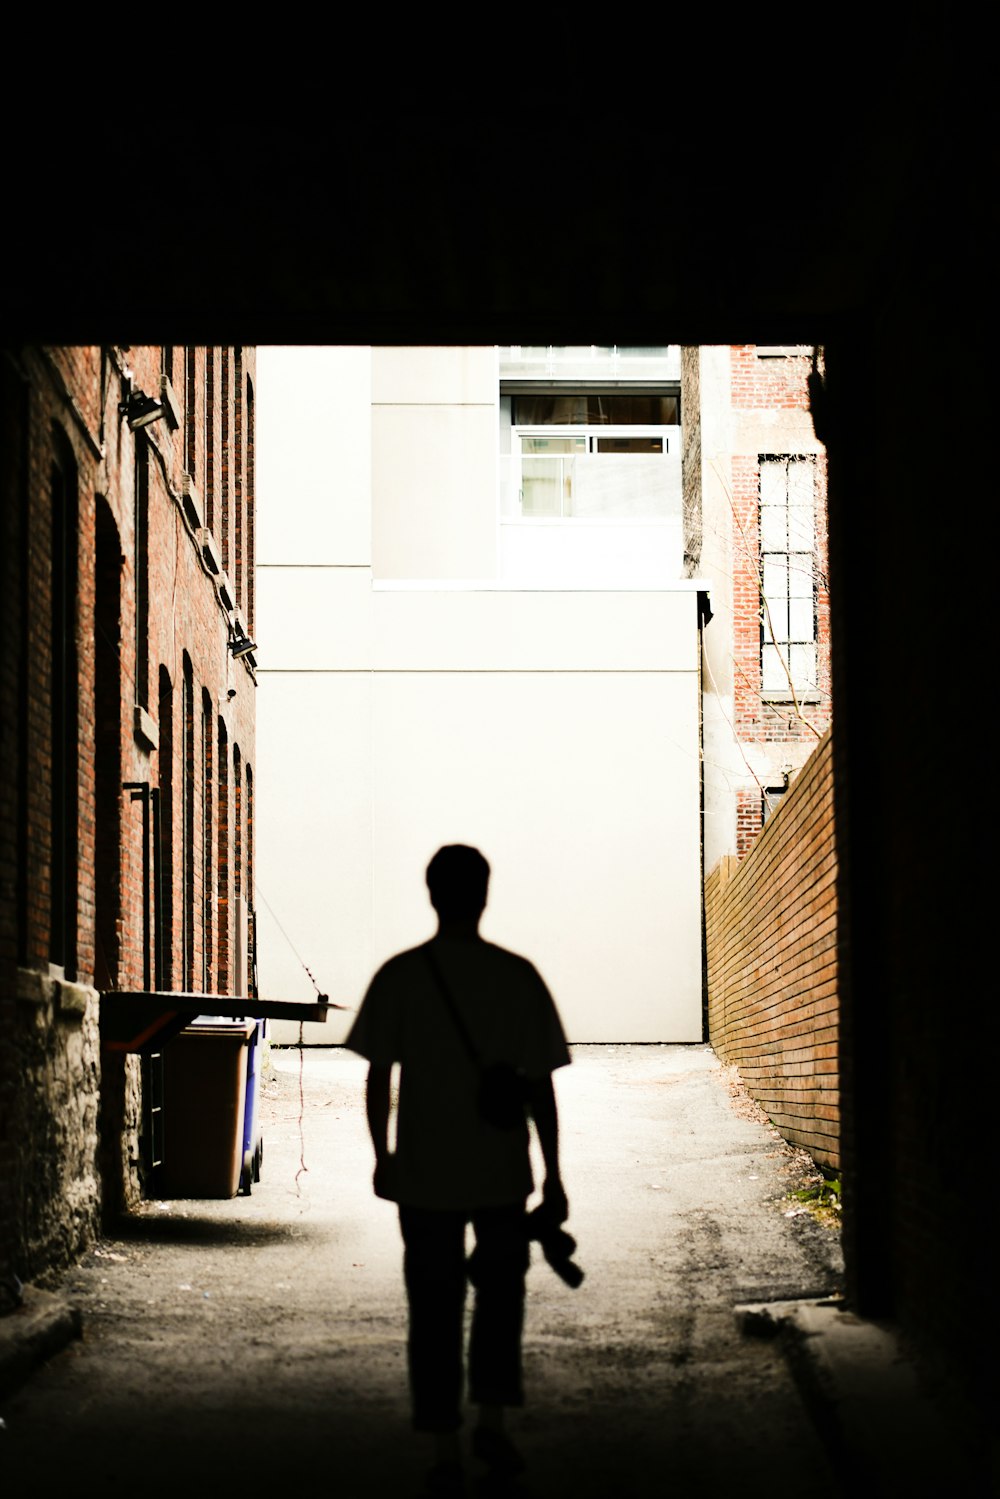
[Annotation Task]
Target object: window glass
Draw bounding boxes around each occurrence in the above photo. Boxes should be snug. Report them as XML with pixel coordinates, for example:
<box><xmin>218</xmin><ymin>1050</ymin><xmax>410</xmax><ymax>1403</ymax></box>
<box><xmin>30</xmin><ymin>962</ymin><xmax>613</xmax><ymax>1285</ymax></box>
<box><xmin>595</xmin><ymin>437</ymin><xmax>663</xmax><ymax>454</ymax></box>
<box><xmin>513</xmin><ymin>393</ymin><xmax>679</xmax><ymax>425</ymax></box>
<box><xmin>507</xmin><ymin>387</ymin><xmax>680</xmax><ymax>520</ymax></box>
<box><xmin>760</xmin><ymin>456</ymin><xmax>817</xmax><ymax>698</ymax></box>
<box><xmin>522</xmin><ymin>436</ymin><xmax>587</xmax><ymax>454</ymax></box>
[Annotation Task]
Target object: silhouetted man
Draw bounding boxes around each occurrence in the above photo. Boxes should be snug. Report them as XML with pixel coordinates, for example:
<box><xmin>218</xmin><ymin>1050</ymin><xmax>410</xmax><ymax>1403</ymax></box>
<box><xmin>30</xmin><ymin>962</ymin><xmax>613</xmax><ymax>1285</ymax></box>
<box><xmin>347</xmin><ymin>844</ymin><xmax>571</xmax><ymax>1496</ymax></box>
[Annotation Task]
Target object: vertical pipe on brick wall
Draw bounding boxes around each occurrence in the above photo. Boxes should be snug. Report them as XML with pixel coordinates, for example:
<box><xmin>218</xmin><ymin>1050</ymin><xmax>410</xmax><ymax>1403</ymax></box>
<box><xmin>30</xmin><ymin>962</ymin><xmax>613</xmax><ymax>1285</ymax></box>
<box><xmin>125</xmin><ymin>783</ymin><xmax>151</xmax><ymax>991</ymax></box>
<box><xmin>151</xmin><ymin>786</ymin><xmax>162</xmax><ymax>992</ymax></box>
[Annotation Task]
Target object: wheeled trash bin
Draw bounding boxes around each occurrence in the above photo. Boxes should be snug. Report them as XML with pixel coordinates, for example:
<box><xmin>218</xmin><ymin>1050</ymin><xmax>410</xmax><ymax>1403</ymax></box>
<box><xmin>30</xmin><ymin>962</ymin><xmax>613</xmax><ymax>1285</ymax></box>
<box><xmin>158</xmin><ymin>1020</ymin><xmax>257</xmax><ymax>1198</ymax></box>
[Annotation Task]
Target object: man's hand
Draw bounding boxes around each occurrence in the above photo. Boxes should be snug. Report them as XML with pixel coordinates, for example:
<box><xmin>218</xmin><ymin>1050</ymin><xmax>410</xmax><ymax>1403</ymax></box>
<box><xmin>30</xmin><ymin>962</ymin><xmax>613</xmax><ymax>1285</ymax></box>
<box><xmin>366</xmin><ymin>1064</ymin><xmax>393</xmax><ymax>1199</ymax></box>
<box><xmin>542</xmin><ymin>1176</ymin><xmax>569</xmax><ymax>1224</ymax></box>
<box><xmin>373</xmin><ymin>1154</ymin><xmax>398</xmax><ymax>1202</ymax></box>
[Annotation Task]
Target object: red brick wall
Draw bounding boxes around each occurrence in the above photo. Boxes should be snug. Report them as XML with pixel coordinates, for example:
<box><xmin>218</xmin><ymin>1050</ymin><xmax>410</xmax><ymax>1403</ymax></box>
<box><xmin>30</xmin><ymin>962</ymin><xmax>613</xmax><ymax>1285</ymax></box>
<box><xmin>730</xmin><ymin>343</ymin><xmax>815</xmax><ymax>409</ymax></box>
<box><xmin>728</xmin><ymin>347</ymin><xmax>832</xmax><ymax>855</ymax></box>
<box><xmin>1</xmin><ymin>344</ymin><xmax>256</xmax><ymax>1287</ymax></box>
<box><xmin>706</xmin><ymin>728</ymin><xmax>839</xmax><ymax>1171</ymax></box>
<box><xmin>95</xmin><ymin>344</ymin><xmax>257</xmax><ymax>1000</ymax></box>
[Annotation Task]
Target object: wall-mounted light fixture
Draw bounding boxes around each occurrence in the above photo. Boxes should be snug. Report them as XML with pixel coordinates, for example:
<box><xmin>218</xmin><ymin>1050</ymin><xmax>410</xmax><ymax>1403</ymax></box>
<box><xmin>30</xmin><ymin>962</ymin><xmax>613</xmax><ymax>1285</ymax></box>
<box><xmin>120</xmin><ymin>387</ymin><xmax>168</xmax><ymax>431</ymax></box>
<box><xmin>229</xmin><ymin>634</ymin><xmax>258</xmax><ymax>660</ymax></box>
<box><xmin>228</xmin><ymin>609</ymin><xmax>257</xmax><ymax>666</ymax></box>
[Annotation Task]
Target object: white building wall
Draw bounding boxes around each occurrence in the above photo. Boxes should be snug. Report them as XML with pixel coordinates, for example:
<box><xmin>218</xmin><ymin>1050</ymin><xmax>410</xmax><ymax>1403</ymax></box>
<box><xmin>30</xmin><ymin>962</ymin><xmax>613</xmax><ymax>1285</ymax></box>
<box><xmin>695</xmin><ymin>345</ymin><xmax>740</xmax><ymax>874</ymax></box>
<box><xmin>499</xmin><ymin>518</ymin><xmax>683</xmax><ymax>587</ymax></box>
<box><xmin>256</xmin><ymin>347</ymin><xmax>704</xmax><ymax>1045</ymax></box>
<box><xmin>372</xmin><ymin>346</ymin><xmax>499</xmax><ymax>580</ymax></box>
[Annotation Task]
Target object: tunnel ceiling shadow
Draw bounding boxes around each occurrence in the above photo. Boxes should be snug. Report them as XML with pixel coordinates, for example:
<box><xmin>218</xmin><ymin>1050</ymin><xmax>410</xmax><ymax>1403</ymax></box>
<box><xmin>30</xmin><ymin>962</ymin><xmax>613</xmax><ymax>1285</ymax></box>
<box><xmin>3</xmin><ymin>33</ymin><xmax>971</xmax><ymax>351</ymax></box>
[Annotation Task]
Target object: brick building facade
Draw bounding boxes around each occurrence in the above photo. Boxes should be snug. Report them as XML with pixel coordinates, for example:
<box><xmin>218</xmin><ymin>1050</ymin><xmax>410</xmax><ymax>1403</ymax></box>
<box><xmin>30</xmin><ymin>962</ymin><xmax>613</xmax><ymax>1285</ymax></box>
<box><xmin>688</xmin><ymin>345</ymin><xmax>831</xmax><ymax>868</ymax></box>
<box><xmin>1</xmin><ymin>345</ymin><xmax>257</xmax><ymax>1290</ymax></box>
<box><xmin>728</xmin><ymin>346</ymin><xmax>831</xmax><ymax>855</ymax></box>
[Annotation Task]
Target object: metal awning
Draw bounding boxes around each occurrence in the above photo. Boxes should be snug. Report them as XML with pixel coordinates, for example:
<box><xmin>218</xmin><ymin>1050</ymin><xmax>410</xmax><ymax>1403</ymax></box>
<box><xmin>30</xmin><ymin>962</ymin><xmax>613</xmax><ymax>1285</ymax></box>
<box><xmin>100</xmin><ymin>991</ymin><xmax>336</xmax><ymax>1052</ymax></box>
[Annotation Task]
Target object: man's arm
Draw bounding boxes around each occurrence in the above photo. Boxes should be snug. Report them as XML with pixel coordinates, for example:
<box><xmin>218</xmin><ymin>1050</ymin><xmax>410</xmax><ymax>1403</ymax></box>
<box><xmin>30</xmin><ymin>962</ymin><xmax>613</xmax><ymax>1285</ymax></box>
<box><xmin>526</xmin><ymin>1073</ymin><xmax>568</xmax><ymax>1222</ymax></box>
<box><xmin>366</xmin><ymin>1063</ymin><xmax>392</xmax><ymax>1174</ymax></box>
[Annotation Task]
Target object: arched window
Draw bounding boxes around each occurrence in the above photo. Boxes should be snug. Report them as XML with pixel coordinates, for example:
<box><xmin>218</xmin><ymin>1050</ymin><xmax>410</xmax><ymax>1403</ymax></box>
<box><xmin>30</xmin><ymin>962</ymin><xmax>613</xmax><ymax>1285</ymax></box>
<box><xmin>245</xmin><ymin>763</ymin><xmax>253</xmax><ymax>914</ymax></box>
<box><xmin>50</xmin><ymin>428</ymin><xmax>79</xmax><ymax>977</ymax></box>
<box><xmin>233</xmin><ymin>743</ymin><xmax>242</xmax><ymax>904</ymax></box>
<box><xmin>205</xmin><ymin>347</ymin><xmax>215</xmax><ymax>531</ymax></box>
<box><xmin>217</xmin><ymin>716</ymin><xmax>229</xmax><ymax>992</ymax></box>
<box><xmin>95</xmin><ymin>496</ymin><xmax>122</xmax><ymax>990</ymax></box>
<box><xmin>234</xmin><ymin>743</ymin><xmax>244</xmax><ymax>994</ymax></box>
<box><xmin>202</xmin><ymin>687</ymin><xmax>213</xmax><ymax>991</ymax></box>
<box><xmin>246</xmin><ymin>376</ymin><xmax>255</xmax><ymax>638</ymax></box>
<box><xmin>246</xmin><ymin>762</ymin><xmax>255</xmax><ymax>999</ymax></box>
<box><xmin>158</xmin><ymin>665</ymin><xmax>174</xmax><ymax>991</ymax></box>
<box><xmin>235</xmin><ymin>347</ymin><xmax>244</xmax><ymax>613</ymax></box>
<box><xmin>182</xmin><ymin>655</ymin><xmax>195</xmax><ymax>991</ymax></box>
<box><xmin>221</xmin><ymin>348</ymin><xmax>231</xmax><ymax>578</ymax></box>
<box><xmin>134</xmin><ymin>435</ymin><xmax>149</xmax><ymax>710</ymax></box>
<box><xmin>184</xmin><ymin>346</ymin><xmax>196</xmax><ymax>485</ymax></box>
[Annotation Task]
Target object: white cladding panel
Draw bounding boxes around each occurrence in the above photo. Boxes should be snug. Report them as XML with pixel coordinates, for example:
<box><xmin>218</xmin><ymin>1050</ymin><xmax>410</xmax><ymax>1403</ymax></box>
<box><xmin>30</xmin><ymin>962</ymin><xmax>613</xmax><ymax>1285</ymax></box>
<box><xmin>499</xmin><ymin>518</ymin><xmax>683</xmax><ymax>588</ymax></box>
<box><xmin>372</xmin><ymin>346</ymin><xmax>498</xmax><ymax>405</ymax></box>
<box><xmin>259</xmin><ymin>581</ymin><xmax>702</xmax><ymax>1045</ymax></box>
<box><xmin>369</xmin><ymin>669</ymin><xmax>703</xmax><ymax>1043</ymax></box>
<box><xmin>255</xmin><ymin>670</ymin><xmax>375</xmax><ymax>1046</ymax></box>
<box><xmin>257</xmin><ymin>570</ymin><xmax>697</xmax><ymax>674</ymax></box>
<box><xmin>256</xmin><ymin>346</ymin><xmax>372</xmax><ymax>564</ymax></box>
<box><xmin>372</xmin><ymin>406</ymin><xmax>499</xmax><ymax>580</ymax></box>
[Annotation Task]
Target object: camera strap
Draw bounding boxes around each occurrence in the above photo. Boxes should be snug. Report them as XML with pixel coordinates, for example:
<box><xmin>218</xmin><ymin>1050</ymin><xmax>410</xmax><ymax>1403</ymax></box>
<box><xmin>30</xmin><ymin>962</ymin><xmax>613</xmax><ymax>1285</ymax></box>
<box><xmin>423</xmin><ymin>943</ymin><xmax>483</xmax><ymax>1072</ymax></box>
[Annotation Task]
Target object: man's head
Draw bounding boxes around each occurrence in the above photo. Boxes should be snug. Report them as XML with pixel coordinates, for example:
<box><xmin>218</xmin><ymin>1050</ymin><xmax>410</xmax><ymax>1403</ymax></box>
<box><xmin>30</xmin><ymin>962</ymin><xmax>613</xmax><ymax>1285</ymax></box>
<box><xmin>426</xmin><ymin>845</ymin><xmax>490</xmax><ymax>922</ymax></box>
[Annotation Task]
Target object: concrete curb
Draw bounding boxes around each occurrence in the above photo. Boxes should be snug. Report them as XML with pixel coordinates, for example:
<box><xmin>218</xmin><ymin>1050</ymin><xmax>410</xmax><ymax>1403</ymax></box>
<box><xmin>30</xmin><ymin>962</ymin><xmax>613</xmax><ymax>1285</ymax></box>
<box><xmin>737</xmin><ymin>1297</ymin><xmax>985</xmax><ymax>1491</ymax></box>
<box><xmin>0</xmin><ymin>1286</ymin><xmax>81</xmax><ymax>1401</ymax></box>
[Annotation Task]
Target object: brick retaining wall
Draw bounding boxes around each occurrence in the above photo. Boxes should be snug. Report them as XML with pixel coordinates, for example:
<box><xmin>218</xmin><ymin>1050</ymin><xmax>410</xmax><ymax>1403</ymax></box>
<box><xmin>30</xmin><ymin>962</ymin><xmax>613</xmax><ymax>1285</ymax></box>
<box><xmin>705</xmin><ymin>728</ymin><xmax>838</xmax><ymax>1171</ymax></box>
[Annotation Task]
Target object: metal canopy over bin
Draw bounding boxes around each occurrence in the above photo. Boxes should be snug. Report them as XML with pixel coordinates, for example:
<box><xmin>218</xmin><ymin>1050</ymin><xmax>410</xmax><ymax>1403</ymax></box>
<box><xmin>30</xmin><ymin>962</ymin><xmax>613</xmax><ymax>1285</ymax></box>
<box><xmin>100</xmin><ymin>992</ymin><xmax>334</xmax><ymax>1198</ymax></box>
<box><xmin>99</xmin><ymin>991</ymin><xmax>332</xmax><ymax>1053</ymax></box>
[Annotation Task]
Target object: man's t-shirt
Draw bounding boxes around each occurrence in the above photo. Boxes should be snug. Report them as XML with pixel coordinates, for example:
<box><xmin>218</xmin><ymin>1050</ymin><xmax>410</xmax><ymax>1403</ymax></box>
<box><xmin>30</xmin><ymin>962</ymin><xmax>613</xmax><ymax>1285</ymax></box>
<box><xmin>346</xmin><ymin>936</ymin><xmax>571</xmax><ymax>1211</ymax></box>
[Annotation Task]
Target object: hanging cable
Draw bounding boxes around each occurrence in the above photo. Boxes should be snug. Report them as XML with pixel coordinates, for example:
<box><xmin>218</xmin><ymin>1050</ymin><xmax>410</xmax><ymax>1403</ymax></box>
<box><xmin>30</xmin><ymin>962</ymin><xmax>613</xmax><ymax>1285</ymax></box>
<box><xmin>254</xmin><ymin>881</ymin><xmax>353</xmax><ymax>1195</ymax></box>
<box><xmin>253</xmin><ymin>881</ymin><xmax>351</xmax><ymax>1009</ymax></box>
<box><xmin>295</xmin><ymin>1020</ymin><xmax>308</xmax><ymax>1192</ymax></box>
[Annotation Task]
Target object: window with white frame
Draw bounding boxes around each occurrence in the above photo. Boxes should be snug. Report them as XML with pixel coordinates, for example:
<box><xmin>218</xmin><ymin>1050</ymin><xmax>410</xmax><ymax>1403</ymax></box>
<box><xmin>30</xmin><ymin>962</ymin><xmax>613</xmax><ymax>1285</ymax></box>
<box><xmin>502</xmin><ymin>391</ymin><xmax>681</xmax><ymax>519</ymax></box>
<box><xmin>759</xmin><ymin>456</ymin><xmax>818</xmax><ymax>700</ymax></box>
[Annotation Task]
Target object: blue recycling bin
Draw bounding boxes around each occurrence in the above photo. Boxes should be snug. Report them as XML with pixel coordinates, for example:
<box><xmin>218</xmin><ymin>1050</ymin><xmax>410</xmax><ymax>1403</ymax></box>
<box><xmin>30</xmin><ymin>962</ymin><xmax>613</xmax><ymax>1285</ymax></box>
<box><xmin>240</xmin><ymin>1019</ymin><xmax>266</xmax><ymax>1194</ymax></box>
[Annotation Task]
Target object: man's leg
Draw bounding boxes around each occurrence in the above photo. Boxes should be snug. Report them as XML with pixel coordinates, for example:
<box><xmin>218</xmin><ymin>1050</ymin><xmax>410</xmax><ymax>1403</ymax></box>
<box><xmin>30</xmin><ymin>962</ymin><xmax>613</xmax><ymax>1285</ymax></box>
<box><xmin>398</xmin><ymin>1205</ymin><xmax>468</xmax><ymax>1436</ymax></box>
<box><xmin>468</xmin><ymin>1202</ymin><xmax>530</xmax><ymax>1474</ymax></box>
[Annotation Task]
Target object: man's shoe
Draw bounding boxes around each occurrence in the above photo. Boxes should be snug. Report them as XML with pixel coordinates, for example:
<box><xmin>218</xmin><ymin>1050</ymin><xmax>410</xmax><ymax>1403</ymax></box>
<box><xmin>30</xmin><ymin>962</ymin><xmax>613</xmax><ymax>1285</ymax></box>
<box><xmin>471</xmin><ymin>1427</ymin><xmax>526</xmax><ymax>1477</ymax></box>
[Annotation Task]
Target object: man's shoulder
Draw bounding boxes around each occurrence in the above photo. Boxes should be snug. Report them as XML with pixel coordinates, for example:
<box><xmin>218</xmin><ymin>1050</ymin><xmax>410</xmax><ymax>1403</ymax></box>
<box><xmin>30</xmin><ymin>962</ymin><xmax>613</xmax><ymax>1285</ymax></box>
<box><xmin>368</xmin><ymin>936</ymin><xmax>550</xmax><ymax>1001</ymax></box>
<box><xmin>479</xmin><ymin>939</ymin><xmax>536</xmax><ymax>969</ymax></box>
<box><xmin>369</xmin><ymin>942</ymin><xmax>433</xmax><ymax>986</ymax></box>
<box><xmin>476</xmin><ymin>941</ymin><xmax>550</xmax><ymax>990</ymax></box>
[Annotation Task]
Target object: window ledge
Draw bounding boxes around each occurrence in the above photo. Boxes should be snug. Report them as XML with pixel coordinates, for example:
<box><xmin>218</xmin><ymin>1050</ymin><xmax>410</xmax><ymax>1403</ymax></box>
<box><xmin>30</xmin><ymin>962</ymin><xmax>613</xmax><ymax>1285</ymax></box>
<box><xmin>500</xmin><ymin>516</ymin><xmax>681</xmax><ymax>528</ymax></box>
<box><xmin>197</xmin><ymin>527</ymin><xmax>222</xmax><ymax>575</ymax></box>
<box><xmin>159</xmin><ymin>374</ymin><xmax>182</xmax><ymax>431</ymax></box>
<box><xmin>181</xmin><ymin>472</ymin><xmax>203</xmax><ymax>530</ymax></box>
<box><xmin>760</xmin><ymin>691</ymin><xmax>822</xmax><ymax>705</ymax></box>
<box><xmin>217</xmin><ymin>572</ymin><xmax>235</xmax><ymax>611</ymax></box>
<box><xmin>17</xmin><ymin>966</ymin><xmax>97</xmax><ymax>1021</ymax></box>
<box><xmin>134</xmin><ymin>704</ymin><xmax>159</xmax><ymax>750</ymax></box>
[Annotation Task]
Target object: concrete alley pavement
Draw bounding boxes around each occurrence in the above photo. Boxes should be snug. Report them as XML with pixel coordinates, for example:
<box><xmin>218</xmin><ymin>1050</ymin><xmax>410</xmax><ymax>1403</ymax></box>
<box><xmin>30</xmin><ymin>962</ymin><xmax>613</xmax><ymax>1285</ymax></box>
<box><xmin>0</xmin><ymin>1044</ymin><xmax>970</xmax><ymax>1497</ymax></box>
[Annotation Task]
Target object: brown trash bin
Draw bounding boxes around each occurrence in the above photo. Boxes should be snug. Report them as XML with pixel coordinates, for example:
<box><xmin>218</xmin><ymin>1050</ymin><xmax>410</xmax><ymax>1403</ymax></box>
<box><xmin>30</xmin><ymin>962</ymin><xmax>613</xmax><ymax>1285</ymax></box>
<box><xmin>159</xmin><ymin>1022</ymin><xmax>254</xmax><ymax>1198</ymax></box>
